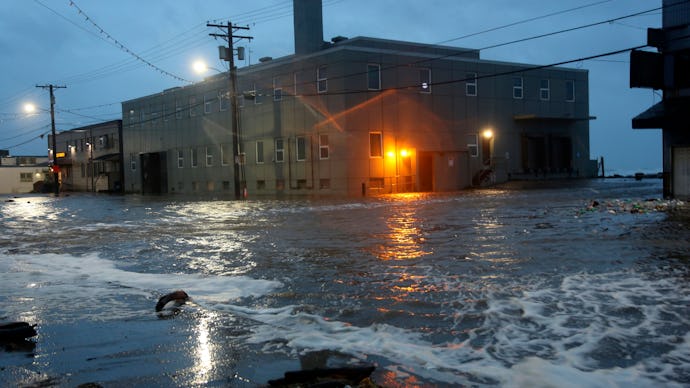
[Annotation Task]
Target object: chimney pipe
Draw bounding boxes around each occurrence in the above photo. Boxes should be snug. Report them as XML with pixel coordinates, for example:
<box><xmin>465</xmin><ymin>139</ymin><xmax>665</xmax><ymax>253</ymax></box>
<box><xmin>293</xmin><ymin>0</ymin><xmax>324</xmax><ymax>55</ymax></box>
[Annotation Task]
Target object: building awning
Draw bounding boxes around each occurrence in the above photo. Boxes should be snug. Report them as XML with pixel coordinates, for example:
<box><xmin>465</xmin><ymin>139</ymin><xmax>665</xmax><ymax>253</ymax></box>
<box><xmin>513</xmin><ymin>114</ymin><xmax>596</xmax><ymax>122</ymax></box>
<box><xmin>93</xmin><ymin>153</ymin><xmax>121</xmax><ymax>162</ymax></box>
<box><xmin>632</xmin><ymin>98</ymin><xmax>690</xmax><ymax>129</ymax></box>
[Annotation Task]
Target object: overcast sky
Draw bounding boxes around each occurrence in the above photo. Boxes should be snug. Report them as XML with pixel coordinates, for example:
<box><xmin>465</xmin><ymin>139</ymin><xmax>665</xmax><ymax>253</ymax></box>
<box><xmin>0</xmin><ymin>0</ymin><xmax>662</xmax><ymax>174</ymax></box>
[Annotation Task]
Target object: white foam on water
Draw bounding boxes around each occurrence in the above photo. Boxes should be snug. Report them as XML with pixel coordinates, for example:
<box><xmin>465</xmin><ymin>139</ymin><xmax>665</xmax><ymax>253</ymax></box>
<box><xmin>208</xmin><ymin>269</ymin><xmax>690</xmax><ymax>386</ymax></box>
<box><xmin>1</xmin><ymin>252</ymin><xmax>282</xmax><ymax>322</ymax></box>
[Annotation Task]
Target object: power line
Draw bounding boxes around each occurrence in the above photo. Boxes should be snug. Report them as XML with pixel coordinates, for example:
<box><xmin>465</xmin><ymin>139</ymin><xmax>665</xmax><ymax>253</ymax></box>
<box><xmin>436</xmin><ymin>0</ymin><xmax>613</xmax><ymax>45</ymax></box>
<box><xmin>67</xmin><ymin>0</ymin><xmax>191</xmax><ymax>84</ymax></box>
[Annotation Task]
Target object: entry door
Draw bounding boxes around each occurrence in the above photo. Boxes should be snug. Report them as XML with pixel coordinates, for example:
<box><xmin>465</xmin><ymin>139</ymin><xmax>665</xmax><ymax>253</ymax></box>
<box><xmin>673</xmin><ymin>147</ymin><xmax>690</xmax><ymax>199</ymax></box>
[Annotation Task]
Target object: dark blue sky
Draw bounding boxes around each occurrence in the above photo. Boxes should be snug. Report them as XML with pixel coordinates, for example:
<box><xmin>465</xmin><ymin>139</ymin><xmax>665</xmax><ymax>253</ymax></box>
<box><xmin>0</xmin><ymin>0</ymin><xmax>662</xmax><ymax>174</ymax></box>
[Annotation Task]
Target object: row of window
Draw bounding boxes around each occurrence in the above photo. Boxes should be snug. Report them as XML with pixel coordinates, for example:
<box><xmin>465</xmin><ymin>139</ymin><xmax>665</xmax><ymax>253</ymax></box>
<box><xmin>127</xmin><ymin>66</ymin><xmax>576</xmax><ymax>126</ymax></box>
<box><xmin>63</xmin><ymin>135</ymin><xmax>114</xmax><ymax>153</ymax></box>
<box><xmin>129</xmin><ymin>135</ymin><xmax>330</xmax><ymax>171</ymax></box>
<box><xmin>512</xmin><ymin>78</ymin><xmax>575</xmax><ymax>101</ymax></box>
<box><xmin>170</xmin><ymin>178</ymin><xmax>332</xmax><ymax>193</ymax></box>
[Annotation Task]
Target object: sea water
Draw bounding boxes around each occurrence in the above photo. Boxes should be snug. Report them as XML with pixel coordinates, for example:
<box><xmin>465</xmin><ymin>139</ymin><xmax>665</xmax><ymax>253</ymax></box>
<box><xmin>1</xmin><ymin>179</ymin><xmax>688</xmax><ymax>387</ymax></box>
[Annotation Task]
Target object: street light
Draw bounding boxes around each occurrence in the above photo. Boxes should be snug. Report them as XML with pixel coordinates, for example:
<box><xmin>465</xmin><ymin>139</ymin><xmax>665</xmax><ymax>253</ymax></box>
<box><xmin>192</xmin><ymin>59</ymin><xmax>223</xmax><ymax>75</ymax></box>
<box><xmin>23</xmin><ymin>103</ymin><xmax>37</xmax><ymax>114</ymax></box>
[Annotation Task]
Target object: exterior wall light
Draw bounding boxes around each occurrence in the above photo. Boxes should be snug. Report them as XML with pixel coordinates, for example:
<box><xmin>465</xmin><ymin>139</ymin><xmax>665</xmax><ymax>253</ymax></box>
<box><xmin>482</xmin><ymin>129</ymin><xmax>494</xmax><ymax>139</ymax></box>
<box><xmin>400</xmin><ymin>149</ymin><xmax>409</xmax><ymax>157</ymax></box>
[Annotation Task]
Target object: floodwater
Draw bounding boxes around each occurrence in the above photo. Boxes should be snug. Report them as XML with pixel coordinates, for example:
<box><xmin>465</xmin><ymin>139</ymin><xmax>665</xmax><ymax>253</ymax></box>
<box><xmin>1</xmin><ymin>179</ymin><xmax>689</xmax><ymax>387</ymax></box>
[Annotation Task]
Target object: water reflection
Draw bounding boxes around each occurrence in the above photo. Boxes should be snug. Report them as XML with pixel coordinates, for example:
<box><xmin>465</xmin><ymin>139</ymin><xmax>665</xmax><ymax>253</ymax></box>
<box><xmin>192</xmin><ymin>314</ymin><xmax>217</xmax><ymax>385</ymax></box>
<box><xmin>373</xmin><ymin>195</ymin><xmax>431</xmax><ymax>260</ymax></box>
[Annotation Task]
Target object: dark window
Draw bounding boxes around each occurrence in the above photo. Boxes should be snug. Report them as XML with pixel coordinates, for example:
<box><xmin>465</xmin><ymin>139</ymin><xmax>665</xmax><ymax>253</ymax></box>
<box><xmin>370</xmin><ymin>133</ymin><xmax>382</xmax><ymax>157</ymax></box>
<box><xmin>368</xmin><ymin>64</ymin><xmax>381</xmax><ymax>90</ymax></box>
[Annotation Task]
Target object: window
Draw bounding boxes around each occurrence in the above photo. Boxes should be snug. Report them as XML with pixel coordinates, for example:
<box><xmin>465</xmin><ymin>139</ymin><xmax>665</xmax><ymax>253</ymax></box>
<box><xmin>296</xmin><ymin>136</ymin><xmax>306</xmax><ymax>161</ymax></box>
<box><xmin>253</xmin><ymin>83</ymin><xmax>262</xmax><ymax>105</ymax></box>
<box><xmin>275</xmin><ymin>138</ymin><xmax>284</xmax><ymax>162</ymax></box>
<box><xmin>256</xmin><ymin>141</ymin><xmax>264</xmax><ymax>164</ymax></box>
<box><xmin>150</xmin><ymin>105</ymin><xmax>158</xmax><ymax>124</ymax></box>
<box><xmin>566</xmin><ymin>80</ymin><xmax>575</xmax><ymax>102</ymax></box>
<box><xmin>367</xmin><ymin>64</ymin><xmax>381</xmax><ymax>90</ymax></box>
<box><xmin>204</xmin><ymin>94</ymin><xmax>213</xmax><ymax>114</ymax></box>
<box><xmin>130</xmin><ymin>154</ymin><xmax>137</xmax><ymax>171</ymax></box>
<box><xmin>467</xmin><ymin>134</ymin><xmax>478</xmax><ymax>158</ymax></box>
<box><xmin>369</xmin><ymin>132</ymin><xmax>382</xmax><ymax>158</ymax></box>
<box><xmin>513</xmin><ymin>77</ymin><xmax>523</xmax><ymax>99</ymax></box>
<box><xmin>319</xmin><ymin>134</ymin><xmax>329</xmax><ymax>159</ymax></box>
<box><xmin>20</xmin><ymin>172</ymin><xmax>33</xmax><ymax>183</ymax></box>
<box><xmin>189</xmin><ymin>96</ymin><xmax>197</xmax><ymax>117</ymax></box>
<box><xmin>177</xmin><ymin>149</ymin><xmax>184</xmax><ymax>168</ymax></box>
<box><xmin>294</xmin><ymin>72</ymin><xmax>300</xmax><ymax>96</ymax></box>
<box><xmin>466</xmin><ymin>72</ymin><xmax>477</xmax><ymax>96</ymax></box>
<box><xmin>190</xmin><ymin>148</ymin><xmax>198</xmax><ymax>168</ymax></box>
<box><xmin>219</xmin><ymin>90</ymin><xmax>228</xmax><ymax>111</ymax></box>
<box><xmin>205</xmin><ymin>147</ymin><xmax>213</xmax><ymax>167</ymax></box>
<box><xmin>317</xmin><ymin>65</ymin><xmax>327</xmax><ymax>93</ymax></box>
<box><xmin>540</xmin><ymin>79</ymin><xmax>550</xmax><ymax>101</ymax></box>
<box><xmin>420</xmin><ymin>68</ymin><xmax>431</xmax><ymax>93</ymax></box>
<box><xmin>221</xmin><ymin>143</ymin><xmax>231</xmax><ymax>166</ymax></box>
<box><xmin>163</xmin><ymin>102</ymin><xmax>169</xmax><ymax>121</ymax></box>
<box><xmin>273</xmin><ymin>77</ymin><xmax>282</xmax><ymax>101</ymax></box>
<box><xmin>175</xmin><ymin>99</ymin><xmax>182</xmax><ymax>119</ymax></box>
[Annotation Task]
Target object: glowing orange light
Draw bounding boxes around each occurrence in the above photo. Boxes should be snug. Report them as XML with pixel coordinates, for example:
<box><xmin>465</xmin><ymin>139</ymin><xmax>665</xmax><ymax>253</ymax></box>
<box><xmin>482</xmin><ymin>129</ymin><xmax>494</xmax><ymax>139</ymax></box>
<box><xmin>400</xmin><ymin>149</ymin><xmax>409</xmax><ymax>157</ymax></box>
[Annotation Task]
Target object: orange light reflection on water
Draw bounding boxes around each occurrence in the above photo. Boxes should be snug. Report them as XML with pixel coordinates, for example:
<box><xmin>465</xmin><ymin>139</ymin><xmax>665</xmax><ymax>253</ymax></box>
<box><xmin>373</xmin><ymin>194</ymin><xmax>432</xmax><ymax>261</ymax></box>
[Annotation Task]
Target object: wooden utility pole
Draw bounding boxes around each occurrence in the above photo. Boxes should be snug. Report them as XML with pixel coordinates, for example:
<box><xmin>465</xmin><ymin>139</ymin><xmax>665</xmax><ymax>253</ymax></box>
<box><xmin>207</xmin><ymin>21</ymin><xmax>252</xmax><ymax>199</ymax></box>
<box><xmin>36</xmin><ymin>84</ymin><xmax>66</xmax><ymax>197</ymax></box>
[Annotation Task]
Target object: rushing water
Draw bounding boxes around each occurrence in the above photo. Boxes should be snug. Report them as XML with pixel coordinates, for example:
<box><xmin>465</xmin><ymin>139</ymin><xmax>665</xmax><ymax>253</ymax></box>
<box><xmin>1</xmin><ymin>179</ymin><xmax>689</xmax><ymax>387</ymax></box>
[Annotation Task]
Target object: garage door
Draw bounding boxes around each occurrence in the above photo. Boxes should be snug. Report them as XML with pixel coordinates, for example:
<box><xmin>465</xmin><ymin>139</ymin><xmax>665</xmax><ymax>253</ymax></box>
<box><xmin>673</xmin><ymin>147</ymin><xmax>690</xmax><ymax>200</ymax></box>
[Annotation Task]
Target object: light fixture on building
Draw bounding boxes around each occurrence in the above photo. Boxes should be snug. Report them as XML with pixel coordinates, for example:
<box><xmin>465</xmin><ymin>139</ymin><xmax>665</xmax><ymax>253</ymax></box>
<box><xmin>482</xmin><ymin>129</ymin><xmax>494</xmax><ymax>139</ymax></box>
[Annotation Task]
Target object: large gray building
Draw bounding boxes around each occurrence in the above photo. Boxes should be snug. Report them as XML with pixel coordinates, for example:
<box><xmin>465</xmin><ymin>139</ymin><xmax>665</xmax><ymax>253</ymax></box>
<box><xmin>122</xmin><ymin>0</ymin><xmax>596</xmax><ymax>197</ymax></box>
<box><xmin>631</xmin><ymin>0</ymin><xmax>690</xmax><ymax>199</ymax></box>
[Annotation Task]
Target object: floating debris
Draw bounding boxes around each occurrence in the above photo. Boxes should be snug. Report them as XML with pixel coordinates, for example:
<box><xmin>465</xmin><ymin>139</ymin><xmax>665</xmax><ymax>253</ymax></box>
<box><xmin>577</xmin><ymin>198</ymin><xmax>686</xmax><ymax>216</ymax></box>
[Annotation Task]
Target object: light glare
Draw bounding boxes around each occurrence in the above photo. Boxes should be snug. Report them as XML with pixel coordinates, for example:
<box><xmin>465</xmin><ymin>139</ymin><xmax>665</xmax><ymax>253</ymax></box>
<box><xmin>23</xmin><ymin>103</ymin><xmax>36</xmax><ymax>113</ymax></box>
<box><xmin>192</xmin><ymin>60</ymin><xmax>208</xmax><ymax>74</ymax></box>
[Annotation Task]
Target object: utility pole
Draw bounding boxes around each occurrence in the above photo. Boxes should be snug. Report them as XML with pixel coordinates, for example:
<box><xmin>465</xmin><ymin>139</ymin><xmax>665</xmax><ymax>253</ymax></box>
<box><xmin>207</xmin><ymin>21</ymin><xmax>252</xmax><ymax>199</ymax></box>
<box><xmin>36</xmin><ymin>84</ymin><xmax>66</xmax><ymax>197</ymax></box>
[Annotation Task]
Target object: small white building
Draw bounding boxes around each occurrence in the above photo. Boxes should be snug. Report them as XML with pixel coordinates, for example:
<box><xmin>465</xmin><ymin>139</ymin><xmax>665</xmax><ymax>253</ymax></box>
<box><xmin>0</xmin><ymin>155</ymin><xmax>50</xmax><ymax>194</ymax></box>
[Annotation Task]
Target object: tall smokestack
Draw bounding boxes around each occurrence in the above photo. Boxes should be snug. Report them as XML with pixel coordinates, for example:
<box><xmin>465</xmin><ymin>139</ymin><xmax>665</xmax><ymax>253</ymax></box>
<box><xmin>293</xmin><ymin>0</ymin><xmax>324</xmax><ymax>55</ymax></box>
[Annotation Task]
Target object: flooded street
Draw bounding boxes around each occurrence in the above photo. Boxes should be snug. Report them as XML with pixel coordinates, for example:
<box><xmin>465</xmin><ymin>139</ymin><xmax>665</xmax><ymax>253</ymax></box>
<box><xmin>1</xmin><ymin>179</ymin><xmax>689</xmax><ymax>387</ymax></box>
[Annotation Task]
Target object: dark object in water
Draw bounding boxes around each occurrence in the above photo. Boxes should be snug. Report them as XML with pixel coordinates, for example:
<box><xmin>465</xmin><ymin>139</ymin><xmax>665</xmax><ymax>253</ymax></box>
<box><xmin>155</xmin><ymin>290</ymin><xmax>189</xmax><ymax>312</ymax></box>
<box><xmin>0</xmin><ymin>322</ymin><xmax>37</xmax><ymax>341</ymax></box>
<box><xmin>268</xmin><ymin>365</ymin><xmax>377</xmax><ymax>387</ymax></box>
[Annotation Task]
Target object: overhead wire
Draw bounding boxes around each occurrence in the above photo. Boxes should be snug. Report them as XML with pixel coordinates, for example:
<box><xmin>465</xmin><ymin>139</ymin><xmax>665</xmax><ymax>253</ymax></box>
<box><xmin>67</xmin><ymin>0</ymin><xmax>192</xmax><ymax>83</ymax></box>
<box><xmin>436</xmin><ymin>0</ymin><xmax>614</xmax><ymax>45</ymax></box>
<box><xmin>0</xmin><ymin>0</ymin><xmax>667</xmax><ymax>138</ymax></box>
